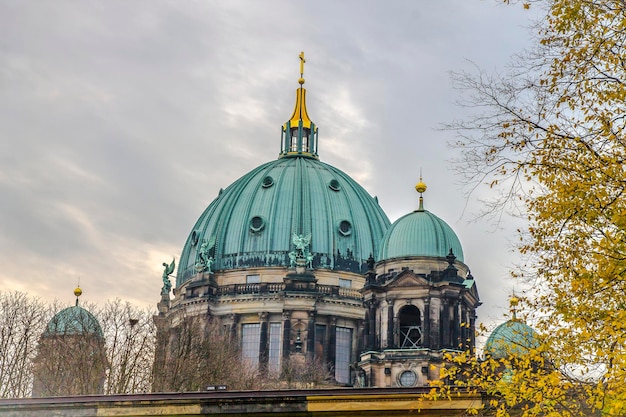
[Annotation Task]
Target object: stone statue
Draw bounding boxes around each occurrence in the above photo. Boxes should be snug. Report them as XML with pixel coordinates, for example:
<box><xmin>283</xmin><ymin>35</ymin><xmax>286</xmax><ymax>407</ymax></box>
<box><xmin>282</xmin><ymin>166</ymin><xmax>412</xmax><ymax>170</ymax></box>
<box><xmin>205</xmin><ymin>255</ymin><xmax>214</xmax><ymax>273</ymax></box>
<box><xmin>290</xmin><ymin>233</ymin><xmax>313</xmax><ymax>269</ymax></box>
<box><xmin>161</xmin><ymin>258</ymin><xmax>175</xmax><ymax>294</ymax></box>
<box><xmin>292</xmin><ymin>233</ymin><xmax>311</xmax><ymax>252</ymax></box>
<box><xmin>195</xmin><ymin>238</ymin><xmax>215</xmax><ymax>273</ymax></box>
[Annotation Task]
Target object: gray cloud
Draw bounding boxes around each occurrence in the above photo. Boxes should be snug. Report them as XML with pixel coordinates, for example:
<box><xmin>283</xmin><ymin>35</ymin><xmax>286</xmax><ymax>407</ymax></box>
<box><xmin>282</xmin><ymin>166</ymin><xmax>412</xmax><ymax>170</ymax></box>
<box><xmin>0</xmin><ymin>0</ymin><xmax>537</xmax><ymax>327</ymax></box>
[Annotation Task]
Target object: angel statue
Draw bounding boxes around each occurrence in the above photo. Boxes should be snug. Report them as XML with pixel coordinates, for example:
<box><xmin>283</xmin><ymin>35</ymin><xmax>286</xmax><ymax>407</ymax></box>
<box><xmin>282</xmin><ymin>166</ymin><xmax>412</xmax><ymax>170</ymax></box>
<box><xmin>290</xmin><ymin>233</ymin><xmax>312</xmax><ymax>269</ymax></box>
<box><xmin>161</xmin><ymin>258</ymin><xmax>175</xmax><ymax>295</ymax></box>
<box><xmin>292</xmin><ymin>233</ymin><xmax>311</xmax><ymax>253</ymax></box>
<box><xmin>195</xmin><ymin>237</ymin><xmax>215</xmax><ymax>273</ymax></box>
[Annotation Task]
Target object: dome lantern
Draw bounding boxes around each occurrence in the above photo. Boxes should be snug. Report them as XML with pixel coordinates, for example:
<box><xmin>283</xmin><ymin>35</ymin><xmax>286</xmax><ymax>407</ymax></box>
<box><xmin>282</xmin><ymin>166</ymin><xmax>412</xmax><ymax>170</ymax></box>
<box><xmin>280</xmin><ymin>52</ymin><xmax>319</xmax><ymax>159</ymax></box>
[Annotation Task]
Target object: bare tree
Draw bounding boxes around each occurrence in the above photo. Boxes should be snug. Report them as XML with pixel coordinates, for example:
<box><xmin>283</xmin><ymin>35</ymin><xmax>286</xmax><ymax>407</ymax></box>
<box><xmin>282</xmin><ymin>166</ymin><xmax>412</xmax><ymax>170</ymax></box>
<box><xmin>99</xmin><ymin>299</ymin><xmax>156</xmax><ymax>394</ymax></box>
<box><xmin>278</xmin><ymin>355</ymin><xmax>333</xmax><ymax>389</ymax></box>
<box><xmin>153</xmin><ymin>315</ymin><xmax>263</xmax><ymax>392</ymax></box>
<box><xmin>0</xmin><ymin>292</ymin><xmax>47</xmax><ymax>398</ymax></box>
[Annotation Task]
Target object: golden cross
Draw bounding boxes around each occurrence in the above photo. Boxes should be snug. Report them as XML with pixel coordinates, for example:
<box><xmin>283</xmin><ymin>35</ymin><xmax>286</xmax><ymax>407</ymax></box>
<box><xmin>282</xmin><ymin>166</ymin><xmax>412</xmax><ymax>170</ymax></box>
<box><xmin>299</xmin><ymin>51</ymin><xmax>305</xmax><ymax>77</ymax></box>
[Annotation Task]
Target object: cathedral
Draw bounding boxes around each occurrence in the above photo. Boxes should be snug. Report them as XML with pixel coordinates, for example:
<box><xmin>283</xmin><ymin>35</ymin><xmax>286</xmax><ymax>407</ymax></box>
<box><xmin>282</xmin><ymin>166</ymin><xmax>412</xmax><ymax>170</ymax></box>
<box><xmin>153</xmin><ymin>53</ymin><xmax>481</xmax><ymax>389</ymax></box>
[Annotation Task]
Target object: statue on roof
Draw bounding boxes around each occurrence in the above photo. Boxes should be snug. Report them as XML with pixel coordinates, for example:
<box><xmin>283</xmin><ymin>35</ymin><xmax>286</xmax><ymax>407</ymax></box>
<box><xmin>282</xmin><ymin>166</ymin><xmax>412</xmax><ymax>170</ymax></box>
<box><xmin>195</xmin><ymin>238</ymin><xmax>215</xmax><ymax>273</ymax></box>
<box><xmin>289</xmin><ymin>233</ymin><xmax>313</xmax><ymax>269</ymax></box>
<box><xmin>292</xmin><ymin>233</ymin><xmax>311</xmax><ymax>252</ymax></box>
<box><xmin>161</xmin><ymin>258</ymin><xmax>175</xmax><ymax>295</ymax></box>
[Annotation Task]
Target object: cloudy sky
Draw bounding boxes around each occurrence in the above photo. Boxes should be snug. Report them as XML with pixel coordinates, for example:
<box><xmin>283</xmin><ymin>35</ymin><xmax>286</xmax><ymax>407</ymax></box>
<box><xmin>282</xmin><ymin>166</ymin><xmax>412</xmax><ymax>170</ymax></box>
<box><xmin>1</xmin><ymin>1</ymin><xmax>537</xmax><ymax>328</ymax></box>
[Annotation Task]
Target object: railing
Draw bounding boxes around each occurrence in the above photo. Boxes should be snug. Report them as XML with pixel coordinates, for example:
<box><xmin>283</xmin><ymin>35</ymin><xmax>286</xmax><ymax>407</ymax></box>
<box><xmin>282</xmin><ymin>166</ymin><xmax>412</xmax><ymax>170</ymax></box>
<box><xmin>216</xmin><ymin>283</ymin><xmax>285</xmax><ymax>296</ymax></box>
<box><xmin>210</xmin><ymin>283</ymin><xmax>362</xmax><ymax>300</ymax></box>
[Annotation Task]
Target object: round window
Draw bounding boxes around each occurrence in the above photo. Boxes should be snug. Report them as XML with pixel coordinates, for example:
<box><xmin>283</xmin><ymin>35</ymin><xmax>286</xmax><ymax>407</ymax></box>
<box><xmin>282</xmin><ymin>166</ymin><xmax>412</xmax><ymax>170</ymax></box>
<box><xmin>262</xmin><ymin>176</ymin><xmax>274</xmax><ymax>188</ymax></box>
<box><xmin>399</xmin><ymin>370</ymin><xmax>417</xmax><ymax>387</ymax></box>
<box><xmin>250</xmin><ymin>216</ymin><xmax>265</xmax><ymax>232</ymax></box>
<box><xmin>191</xmin><ymin>230</ymin><xmax>199</xmax><ymax>246</ymax></box>
<box><xmin>338</xmin><ymin>220</ymin><xmax>352</xmax><ymax>236</ymax></box>
<box><xmin>329</xmin><ymin>179</ymin><xmax>341</xmax><ymax>191</ymax></box>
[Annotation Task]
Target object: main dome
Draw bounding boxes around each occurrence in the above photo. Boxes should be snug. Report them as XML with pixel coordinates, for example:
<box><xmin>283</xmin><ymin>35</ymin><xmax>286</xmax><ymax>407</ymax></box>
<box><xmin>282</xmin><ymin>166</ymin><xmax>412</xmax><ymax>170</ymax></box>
<box><xmin>177</xmin><ymin>157</ymin><xmax>390</xmax><ymax>285</ymax></box>
<box><xmin>176</xmin><ymin>58</ymin><xmax>390</xmax><ymax>285</ymax></box>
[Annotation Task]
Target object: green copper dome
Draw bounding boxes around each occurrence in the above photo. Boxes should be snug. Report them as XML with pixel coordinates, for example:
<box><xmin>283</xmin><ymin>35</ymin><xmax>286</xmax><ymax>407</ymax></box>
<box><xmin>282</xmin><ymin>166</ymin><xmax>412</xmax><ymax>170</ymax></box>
<box><xmin>378</xmin><ymin>208</ymin><xmax>464</xmax><ymax>262</ymax></box>
<box><xmin>177</xmin><ymin>157</ymin><xmax>390</xmax><ymax>285</ymax></box>
<box><xmin>44</xmin><ymin>305</ymin><xmax>103</xmax><ymax>338</ymax></box>
<box><xmin>484</xmin><ymin>320</ymin><xmax>539</xmax><ymax>359</ymax></box>
<box><xmin>176</xmin><ymin>61</ymin><xmax>390</xmax><ymax>285</ymax></box>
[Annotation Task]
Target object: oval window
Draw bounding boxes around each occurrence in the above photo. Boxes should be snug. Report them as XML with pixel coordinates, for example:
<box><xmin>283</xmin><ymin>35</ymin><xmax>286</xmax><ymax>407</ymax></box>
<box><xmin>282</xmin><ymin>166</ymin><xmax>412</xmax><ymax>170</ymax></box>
<box><xmin>191</xmin><ymin>230</ymin><xmax>199</xmax><ymax>246</ymax></box>
<box><xmin>250</xmin><ymin>216</ymin><xmax>265</xmax><ymax>232</ymax></box>
<box><xmin>329</xmin><ymin>179</ymin><xmax>341</xmax><ymax>191</ymax></box>
<box><xmin>338</xmin><ymin>220</ymin><xmax>352</xmax><ymax>236</ymax></box>
<box><xmin>262</xmin><ymin>176</ymin><xmax>274</xmax><ymax>188</ymax></box>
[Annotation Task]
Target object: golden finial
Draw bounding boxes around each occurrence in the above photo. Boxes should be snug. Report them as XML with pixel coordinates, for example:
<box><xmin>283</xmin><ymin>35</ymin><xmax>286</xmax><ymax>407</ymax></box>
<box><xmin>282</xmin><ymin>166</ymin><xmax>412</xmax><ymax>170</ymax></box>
<box><xmin>298</xmin><ymin>51</ymin><xmax>306</xmax><ymax>85</ymax></box>
<box><xmin>510</xmin><ymin>292</ymin><xmax>520</xmax><ymax>320</ymax></box>
<box><xmin>415</xmin><ymin>172</ymin><xmax>427</xmax><ymax>211</ymax></box>
<box><xmin>415</xmin><ymin>180</ymin><xmax>427</xmax><ymax>194</ymax></box>
<box><xmin>74</xmin><ymin>286</ymin><xmax>82</xmax><ymax>306</ymax></box>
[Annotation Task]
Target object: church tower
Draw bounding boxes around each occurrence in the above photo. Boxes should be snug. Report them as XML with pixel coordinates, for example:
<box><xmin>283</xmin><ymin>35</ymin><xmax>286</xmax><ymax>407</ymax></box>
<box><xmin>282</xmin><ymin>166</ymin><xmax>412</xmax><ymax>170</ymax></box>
<box><xmin>359</xmin><ymin>181</ymin><xmax>481</xmax><ymax>387</ymax></box>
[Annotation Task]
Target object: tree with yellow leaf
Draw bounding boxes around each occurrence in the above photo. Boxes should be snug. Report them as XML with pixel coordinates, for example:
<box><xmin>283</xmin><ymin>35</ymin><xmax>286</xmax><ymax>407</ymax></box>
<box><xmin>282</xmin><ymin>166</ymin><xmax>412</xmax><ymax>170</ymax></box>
<box><xmin>434</xmin><ymin>1</ymin><xmax>626</xmax><ymax>415</ymax></box>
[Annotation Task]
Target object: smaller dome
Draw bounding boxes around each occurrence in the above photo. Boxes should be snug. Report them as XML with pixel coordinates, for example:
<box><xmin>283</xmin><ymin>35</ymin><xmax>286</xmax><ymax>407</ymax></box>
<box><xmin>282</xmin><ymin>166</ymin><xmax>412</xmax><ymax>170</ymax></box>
<box><xmin>378</xmin><ymin>209</ymin><xmax>464</xmax><ymax>262</ymax></box>
<box><xmin>44</xmin><ymin>306</ymin><xmax>103</xmax><ymax>338</ymax></box>
<box><xmin>484</xmin><ymin>320</ymin><xmax>539</xmax><ymax>359</ymax></box>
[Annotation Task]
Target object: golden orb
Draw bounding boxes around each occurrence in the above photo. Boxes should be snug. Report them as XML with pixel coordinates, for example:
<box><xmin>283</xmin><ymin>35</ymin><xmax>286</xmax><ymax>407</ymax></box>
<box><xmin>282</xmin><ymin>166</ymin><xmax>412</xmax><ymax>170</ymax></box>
<box><xmin>415</xmin><ymin>181</ymin><xmax>427</xmax><ymax>194</ymax></box>
<box><xmin>74</xmin><ymin>287</ymin><xmax>83</xmax><ymax>297</ymax></box>
<box><xmin>510</xmin><ymin>296</ymin><xmax>519</xmax><ymax>306</ymax></box>
<box><xmin>298</xmin><ymin>77</ymin><xmax>305</xmax><ymax>85</ymax></box>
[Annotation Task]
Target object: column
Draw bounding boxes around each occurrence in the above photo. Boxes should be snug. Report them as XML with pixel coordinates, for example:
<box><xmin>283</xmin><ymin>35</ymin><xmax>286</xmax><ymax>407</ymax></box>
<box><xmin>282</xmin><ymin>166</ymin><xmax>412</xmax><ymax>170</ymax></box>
<box><xmin>282</xmin><ymin>311</ymin><xmax>291</xmax><ymax>359</ymax></box>
<box><xmin>356</xmin><ymin>319</ymin><xmax>365</xmax><ymax>355</ymax></box>
<box><xmin>441</xmin><ymin>299</ymin><xmax>450</xmax><ymax>348</ymax></box>
<box><xmin>328</xmin><ymin>316</ymin><xmax>337</xmax><ymax>372</ymax></box>
<box><xmin>469</xmin><ymin>313</ymin><xmax>477</xmax><ymax>355</ymax></box>
<box><xmin>306</xmin><ymin>310</ymin><xmax>316</xmax><ymax>360</ymax></box>
<box><xmin>230</xmin><ymin>313</ymin><xmax>239</xmax><ymax>342</ymax></box>
<box><xmin>453</xmin><ymin>299</ymin><xmax>460</xmax><ymax>349</ymax></box>
<box><xmin>259</xmin><ymin>312</ymin><xmax>269</xmax><ymax>376</ymax></box>
<box><xmin>461</xmin><ymin>304</ymin><xmax>469</xmax><ymax>350</ymax></box>
<box><xmin>364</xmin><ymin>309</ymin><xmax>371</xmax><ymax>350</ymax></box>
<box><xmin>422</xmin><ymin>298</ymin><xmax>430</xmax><ymax>349</ymax></box>
<box><xmin>386</xmin><ymin>298</ymin><xmax>394</xmax><ymax>349</ymax></box>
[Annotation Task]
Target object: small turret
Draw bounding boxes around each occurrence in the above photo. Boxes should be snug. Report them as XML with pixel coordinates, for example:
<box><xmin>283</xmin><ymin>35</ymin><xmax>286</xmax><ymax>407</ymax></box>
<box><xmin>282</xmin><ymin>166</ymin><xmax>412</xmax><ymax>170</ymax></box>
<box><xmin>33</xmin><ymin>287</ymin><xmax>107</xmax><ymax>397</ymax></box>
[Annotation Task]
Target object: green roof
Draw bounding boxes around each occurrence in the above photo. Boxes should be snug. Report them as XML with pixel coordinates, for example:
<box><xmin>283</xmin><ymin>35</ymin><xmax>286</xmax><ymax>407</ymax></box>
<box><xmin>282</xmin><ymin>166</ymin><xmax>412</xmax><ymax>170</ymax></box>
<box><xmin>177</xmin><ymin>156</ymin><xmax>391</xmax><ymax>285</ymax></box>
<box><xmin>44</xmin><ymin>305</ymin><xmax>103</xmax><ymax>338</ymax></box>
<box><xmin>484</xmin><ymin>319</ymin><xmax>539</xmax><ymax>359</ymax></box>
<box><xmin>378</xmin><ymin>209</ymin><xmax>464</xmax><ymax>262</ymax></box>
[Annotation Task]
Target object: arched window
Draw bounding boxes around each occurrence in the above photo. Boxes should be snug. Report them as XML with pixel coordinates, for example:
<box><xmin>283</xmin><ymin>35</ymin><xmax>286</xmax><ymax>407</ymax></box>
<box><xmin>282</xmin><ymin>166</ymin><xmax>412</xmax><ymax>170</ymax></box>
<box><xmin>289</xmin><ymin>127</ymin><xmax>311</xmax><ymax>152</ymax></box>
<box><xmin>290</xmin><ymin>128</ymin><xmax>298</xmax><ymax>151</ymax></box>
<box><xmin>399</xmin><ymin>305</ymin><xmax>421</xmax><ymax>348</ymax></box>
<box><xmin>301</xmin><ymin>129</ymin><xmax>309</xmax><ymax>152</ymax></box>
